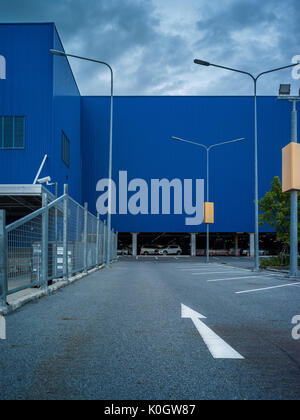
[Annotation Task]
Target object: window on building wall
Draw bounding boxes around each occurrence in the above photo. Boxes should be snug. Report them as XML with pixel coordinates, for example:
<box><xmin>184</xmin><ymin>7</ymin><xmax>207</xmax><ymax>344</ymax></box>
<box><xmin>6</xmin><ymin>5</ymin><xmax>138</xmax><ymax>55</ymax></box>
<box><xmin>0</xmin><ymin>116</ymin><xmax>25</xmax><ymax>149</ymax></box>
<box><xmin>62</xmin><ymin>131</ymin><xmax>70</xmax><ymax>167</ymax></box>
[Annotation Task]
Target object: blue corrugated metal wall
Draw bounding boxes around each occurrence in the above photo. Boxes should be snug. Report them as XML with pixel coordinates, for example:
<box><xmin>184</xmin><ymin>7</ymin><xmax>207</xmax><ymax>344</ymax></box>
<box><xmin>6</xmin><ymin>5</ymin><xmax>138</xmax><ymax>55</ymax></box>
<box><xmin>81</xmin><ymin>96</ymin><xmax>293</xmax><ymax>233</ymax></box>
<box><xmin>0</xmin><ymin>23</ymin><xmax>82</xmax><ymax>203</ymax></box>
<box><xmin>0</xmin><ymin>24</ymin><xmax>53</xmax><ymax>184</ymax></box>
<box><xmin>52</xmin><ymin>27</ymin><xmax>82</xmax><ymax>202</ymax></box>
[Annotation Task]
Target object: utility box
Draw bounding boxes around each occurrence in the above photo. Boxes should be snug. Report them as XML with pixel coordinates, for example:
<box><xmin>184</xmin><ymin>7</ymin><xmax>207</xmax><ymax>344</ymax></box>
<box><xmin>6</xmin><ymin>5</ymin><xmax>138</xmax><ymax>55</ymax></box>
<box><xmin>204</xmin><ymin>202</ymin><xmax>215</xmax><ymax>224</ymax></box>
<box><xmin>282</xmin><ymin>142</ymin><xmax>300</xmax><ymax>192</ymax></box>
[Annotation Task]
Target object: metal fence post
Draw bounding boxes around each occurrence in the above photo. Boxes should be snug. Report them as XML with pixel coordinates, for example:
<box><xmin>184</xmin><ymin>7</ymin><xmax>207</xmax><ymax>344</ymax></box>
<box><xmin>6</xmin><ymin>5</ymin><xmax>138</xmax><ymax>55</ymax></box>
<box><xmin>113</xmin><ymin>231</ymin><xmax>116</xmax><ymax>259</ymax></box>
<box><xmin>103</xmin><ymin>220</ymin><xmax>107</xmax><ymax>265</ymax></box>
<box><xmin>84</xmin><ymin>202</ymin><xmax>88</xmax><ymax>273</ymax></box>
<box><xmin>0</xmin><ymin>210</ymin><xmax>8</xmax><ymax>311</ymax></box>
<box><xmin>42</xmin><ymin>192</ymin><xmax>49</xmax><ymax>290</ymax></box>
<box><xmin>96</xmin><ymin>213</ymin><xmax>100</xmax><ymax>266</ymax></box>
<box><xmin>63</xmin><ymin>185</ymin><xmax>69</xmax><ymax>282</ymax></box>
<box><xmin>99</xmin><ymin>221</ymin><xmax>104</xmax><ymax>265</ymax></box>
<box><xmin>76</xmin><ymin>204</ymin><xmax>80</xmax><ymax>243</ymax></box>
<box><xmin>111</xmin><ymin>229</ymin><xmax>115</xmax><ymax>262</ymax></box>
<box><xmin>54</xmin><ymin>200</ymin><xmax>58</xmax><ymax>279</ymax></box>
<box><xmin>115</xmin><ymin>231</ymin><xmax>118</xmax><ymax>259</ymax></box>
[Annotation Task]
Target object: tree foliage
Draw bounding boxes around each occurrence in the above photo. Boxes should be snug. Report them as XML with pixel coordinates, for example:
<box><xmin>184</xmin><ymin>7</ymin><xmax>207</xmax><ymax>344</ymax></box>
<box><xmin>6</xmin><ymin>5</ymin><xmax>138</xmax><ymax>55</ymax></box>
<box><xmin>258</xmin><ymin>176</ymin><xmax>299</xmax><ymax>246</ymax></box>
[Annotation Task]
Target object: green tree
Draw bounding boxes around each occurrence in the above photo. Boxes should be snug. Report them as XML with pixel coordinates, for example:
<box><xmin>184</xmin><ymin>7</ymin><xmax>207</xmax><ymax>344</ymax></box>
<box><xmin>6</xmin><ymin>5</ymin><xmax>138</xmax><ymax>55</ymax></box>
<box><xmin>258</xmin><ymin>176</ymin><xmax>295</xmax><ymax>246</ymax></box>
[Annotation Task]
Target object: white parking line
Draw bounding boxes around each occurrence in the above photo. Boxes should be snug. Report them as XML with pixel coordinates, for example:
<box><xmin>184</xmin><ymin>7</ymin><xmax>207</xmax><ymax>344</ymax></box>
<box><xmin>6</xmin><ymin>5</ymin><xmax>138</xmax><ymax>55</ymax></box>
<box><xmin>179</xmin><ymin>267</ymin><xmax>240</xmax><ymax>273</ymax></box>
<box><xmin>236</xmin><ymin>283</ymin><xmax>300</xmax><ymax>294</ymax></box>
<box><xmin>191</xmin><ymin>271</ymin><xmax>248</xmax><ymax>275</ymax></box>
<box><xmin>178</xmin><ymin>266</ymin><xmax>252</xmax><ymax>272</ymax></box>
<box><xmin>207</xmin><ymin>275</ymin><xmax>277</xmax><ymax>282</ymax></box>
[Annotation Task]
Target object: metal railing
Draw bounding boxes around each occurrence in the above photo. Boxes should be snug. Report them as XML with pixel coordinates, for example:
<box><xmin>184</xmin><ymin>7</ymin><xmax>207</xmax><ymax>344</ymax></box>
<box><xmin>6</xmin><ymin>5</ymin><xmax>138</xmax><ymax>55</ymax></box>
<box><xmin>0</xmin><ymin>185</ymin><xmax>117</xmax><ymax>309</ymax></box>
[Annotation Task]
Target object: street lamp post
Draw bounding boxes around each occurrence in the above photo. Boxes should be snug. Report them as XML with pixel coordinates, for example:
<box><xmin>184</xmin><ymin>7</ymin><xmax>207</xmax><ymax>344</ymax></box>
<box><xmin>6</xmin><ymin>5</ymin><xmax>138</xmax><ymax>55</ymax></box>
<box><xmin>172</xmin><ymin>136</ymin><xmax>245</xmax><ymax>263</ymax></box>
<box><xmin>278</xmin><ymin>87</ymin><xmax>300</xmax><ymax>277</ymax></box>
<box><xmin>50</xmin><ymin>49</ymin><xmax>114</xmax><ymax>266</ymax></box>
<box><xmin>194</xmin><ymin>59</ymin><xmax>298</xmax><ymax>271</ymax></box>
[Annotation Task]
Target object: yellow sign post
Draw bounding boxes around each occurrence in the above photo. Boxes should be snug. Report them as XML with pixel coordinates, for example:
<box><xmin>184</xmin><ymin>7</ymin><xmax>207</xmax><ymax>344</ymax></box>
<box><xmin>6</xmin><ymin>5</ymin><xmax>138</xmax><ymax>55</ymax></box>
<box><xmin>282</xmin><ymin>142</ymin><xmax>300</xmax><ymax>192</ymax></box>
<box><xmin>204</xmin><ymin>202</ymin><xmax>215</xmax><ymax>224</ymax></box>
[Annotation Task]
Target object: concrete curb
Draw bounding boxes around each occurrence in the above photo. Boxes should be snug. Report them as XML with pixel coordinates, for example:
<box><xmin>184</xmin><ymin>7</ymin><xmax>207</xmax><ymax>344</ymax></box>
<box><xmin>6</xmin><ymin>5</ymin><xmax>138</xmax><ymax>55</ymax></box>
<box><xmin>263</xmin><ymin>267</ymin><xmax>289</xmax><ymax>274</ymax></box>
<box><xmin>0</xmin><ymin>264</ymin><xmax>106</xmax><ymax>316</ymax></box>
<box><xmin>262</xmin><ymin>267</ymin><xmax>300</xmax><ymax>281</ymax></box>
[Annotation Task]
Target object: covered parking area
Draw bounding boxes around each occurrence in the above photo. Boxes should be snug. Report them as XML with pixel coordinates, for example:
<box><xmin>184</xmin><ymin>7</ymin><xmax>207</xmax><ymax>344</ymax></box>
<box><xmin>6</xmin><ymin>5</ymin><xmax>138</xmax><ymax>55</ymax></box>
<box><xmin>117</xmin><ymin>232</ymin><xmax>275</xmax><ymax>257</ymax></box>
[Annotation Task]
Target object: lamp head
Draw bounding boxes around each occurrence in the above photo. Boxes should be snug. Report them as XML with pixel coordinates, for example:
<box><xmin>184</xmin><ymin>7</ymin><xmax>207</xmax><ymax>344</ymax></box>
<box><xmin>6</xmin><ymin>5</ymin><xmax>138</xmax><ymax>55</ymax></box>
<box><xmin>194</xmin><ymin>59</ymin><xmax>210</xmax><ymax>66</ymax></box>
<box><xmin>50</xmin><ymin>49</ymin><xmax>66</xmax><ymax>57</ymax></box>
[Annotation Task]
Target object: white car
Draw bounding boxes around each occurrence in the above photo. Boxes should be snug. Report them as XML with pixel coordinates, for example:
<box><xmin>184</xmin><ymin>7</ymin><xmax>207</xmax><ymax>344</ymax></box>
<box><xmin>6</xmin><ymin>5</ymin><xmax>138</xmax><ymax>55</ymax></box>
<box><xmin>140</xmin><ymin>245</ymin><xmax>159</xmax><ymax>255</ymax></box>
<box><xmin>117</xmin><ymin>249</ymin><xmax>129</xmax><ymax>256</ymax></box>
<box><xmin>242</xmin><ymin>249</ymin><xmax>269</xmax><ymax>256</ymax></box>
<box><xmin>159</xmin><ymin>245</ymin><xmax>182</xmax><ymax>256</ymax></box>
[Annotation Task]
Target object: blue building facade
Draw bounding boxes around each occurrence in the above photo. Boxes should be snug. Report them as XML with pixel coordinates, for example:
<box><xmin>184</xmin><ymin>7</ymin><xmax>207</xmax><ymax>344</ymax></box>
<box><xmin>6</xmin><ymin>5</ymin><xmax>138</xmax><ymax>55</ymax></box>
<box><xmin>0</xmin><ymin>23</ymin><xmax>295</xmax><ymax>233</ymax></box>
<box><xmin>0</xmin><ymin>23</ymin><xmax>82</xmax><ymax>203</ymax></box>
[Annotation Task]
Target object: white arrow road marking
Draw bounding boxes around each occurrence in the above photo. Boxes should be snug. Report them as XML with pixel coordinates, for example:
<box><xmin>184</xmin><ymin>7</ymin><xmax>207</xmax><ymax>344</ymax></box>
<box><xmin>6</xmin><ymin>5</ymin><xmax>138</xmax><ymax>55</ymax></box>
<box><xmin>181</xmin><ymin>304</ymin><xmax>244</xmax><ymax>359</ymax></box>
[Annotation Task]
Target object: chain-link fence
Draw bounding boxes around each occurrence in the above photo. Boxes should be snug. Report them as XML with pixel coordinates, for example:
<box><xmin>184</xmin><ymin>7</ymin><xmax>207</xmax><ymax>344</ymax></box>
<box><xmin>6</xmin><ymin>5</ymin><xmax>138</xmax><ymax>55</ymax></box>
<box><xmin>0</xmin><ymin>188</ymin><xmax>117</xmax><ymax>307</ymax></box>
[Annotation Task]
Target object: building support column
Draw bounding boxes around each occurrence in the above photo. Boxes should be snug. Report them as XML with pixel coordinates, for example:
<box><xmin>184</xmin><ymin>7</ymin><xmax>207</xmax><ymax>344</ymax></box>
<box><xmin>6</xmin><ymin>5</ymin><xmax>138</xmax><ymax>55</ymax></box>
<box><xmin>249</xmin><ymin>233</ymin><xmax>255</xmax><ymax>258</ymax></box>
<box><xmin>131</xmin><ymin>233</ymin><xmax>139</xmax><ymax>257</ymax></box>
<box><xmin>190</xmin><ymin>233</ymin><xmax>197</xmax><ymax>257</ymax></box>
<box><xmin>235</xmin><ymin>234</ymin><xmax>239</xmax><ymax>257</ymax></box>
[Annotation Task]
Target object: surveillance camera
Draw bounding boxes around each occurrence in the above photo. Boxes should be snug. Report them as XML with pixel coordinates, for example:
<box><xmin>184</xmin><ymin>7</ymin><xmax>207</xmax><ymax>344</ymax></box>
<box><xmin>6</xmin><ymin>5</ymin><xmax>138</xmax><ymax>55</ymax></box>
<box><xmin>37</xmin><ymin>176</ymin><xmax>51</xmax><ymax>184</ymax></box>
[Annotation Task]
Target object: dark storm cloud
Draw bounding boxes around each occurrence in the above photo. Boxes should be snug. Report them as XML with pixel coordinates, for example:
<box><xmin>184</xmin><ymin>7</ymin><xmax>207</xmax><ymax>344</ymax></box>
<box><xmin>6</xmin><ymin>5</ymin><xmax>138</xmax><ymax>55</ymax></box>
<box><xmin>195</xmin><ymin>0</ymin><xmax>300</xmax><ymax>73</ymax></box>
<box><xmin>0</xmin><ymin>0</ymin><xmax>299</xmax><ymax>95</ymax></box>
<box><xmin>0</xmin><ymin>0</ymin><xmax>192</xmax><ymax>94</ymax></box>
<box><xmin>196</xmin><ymin>0</ymin><xmax>277</xmax><ymax>54</ymax></box>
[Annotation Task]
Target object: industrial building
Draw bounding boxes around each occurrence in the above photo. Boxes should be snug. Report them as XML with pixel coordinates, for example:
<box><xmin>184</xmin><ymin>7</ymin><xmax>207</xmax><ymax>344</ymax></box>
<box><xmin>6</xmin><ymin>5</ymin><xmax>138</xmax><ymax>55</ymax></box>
<box><xmin>0</xmin><ymin>23</ymin><xmax>295</xmax><ymax>255</ymax></box>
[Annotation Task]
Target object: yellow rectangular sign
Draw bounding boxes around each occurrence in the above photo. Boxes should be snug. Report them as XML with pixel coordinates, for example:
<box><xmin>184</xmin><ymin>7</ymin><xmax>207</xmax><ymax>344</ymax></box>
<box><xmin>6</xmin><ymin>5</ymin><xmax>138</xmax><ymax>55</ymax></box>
<box><xmin>204</xmin><ymin>202</ymin><xmax>214</xmax><ymax>224</ymax></box>
<box><xmin>282</xmin><ymin>142</ymin><xmax>300</xmax><ymax>192</ymax></box>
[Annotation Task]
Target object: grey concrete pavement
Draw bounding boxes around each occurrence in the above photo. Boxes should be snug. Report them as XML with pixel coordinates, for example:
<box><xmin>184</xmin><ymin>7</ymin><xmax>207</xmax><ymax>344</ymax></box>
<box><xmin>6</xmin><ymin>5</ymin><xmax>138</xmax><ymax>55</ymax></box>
<box><xmin>0</xmin><ymin>257</ymin><xmax>299</xmax><ymax>400</ymax></box>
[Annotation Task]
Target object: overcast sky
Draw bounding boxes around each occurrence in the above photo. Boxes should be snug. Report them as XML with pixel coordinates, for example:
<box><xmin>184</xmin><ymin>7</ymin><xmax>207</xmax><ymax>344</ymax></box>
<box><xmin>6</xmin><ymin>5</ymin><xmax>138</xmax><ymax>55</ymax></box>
<box><xmin>1</xmin><ymin>0</ymin><xmax>299</xmax><ymax>95</ymax></box>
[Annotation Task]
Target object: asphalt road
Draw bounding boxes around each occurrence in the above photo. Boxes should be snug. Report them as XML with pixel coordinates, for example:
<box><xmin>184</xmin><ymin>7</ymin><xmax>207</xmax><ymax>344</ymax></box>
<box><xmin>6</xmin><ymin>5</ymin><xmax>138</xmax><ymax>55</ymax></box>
<box><xmin>0</xmin><ymin>257</ymin><xmax>300</xmax><ymax>400</ymax></box>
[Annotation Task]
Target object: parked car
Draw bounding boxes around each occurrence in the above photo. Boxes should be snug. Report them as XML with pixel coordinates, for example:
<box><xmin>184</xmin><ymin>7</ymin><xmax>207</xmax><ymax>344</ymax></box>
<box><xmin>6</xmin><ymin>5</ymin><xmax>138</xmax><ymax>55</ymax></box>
<box><xmin>242</xmin><ymin>249</ymin><xmax>269</xmax><ymax>256</ymax></box>
<box><xmin>158</xmin><ymin>245</ymin><xmax>182</xmax><ymax>255</ymax></box>
<box><xmin>196</xmin><ymin>249</ymin><xmax>229</xmax><ymax>256</ymax></box>
<box><xmin>117</xmin><ymin>249</ymin><xmax>129</xmax><ymax>256</ymax></box>
<box><xmin>140</xmin><ymin>245</ymin><xmax>159</xmax><ymax>255</ymax></box>
<box><xmin>229</xmin><ymin>248</ymin><xmax>241</xmax><ymax>256</ymax></box>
